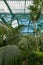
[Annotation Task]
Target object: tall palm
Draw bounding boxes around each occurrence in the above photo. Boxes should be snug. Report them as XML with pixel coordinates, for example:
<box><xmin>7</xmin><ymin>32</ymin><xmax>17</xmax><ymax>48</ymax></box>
<box><xmin>28</xmin><ymin>0</ymin><xmax>43</xmax><ymax>51</ymax></box>
<box><xmin>28</xmin><ymin>0</ymin><xmax>43</xmax><ymax>33</ymax></box>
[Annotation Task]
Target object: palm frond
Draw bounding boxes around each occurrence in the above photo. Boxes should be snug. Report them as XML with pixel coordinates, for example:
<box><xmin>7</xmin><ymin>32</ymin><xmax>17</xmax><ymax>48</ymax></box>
<box><xmin>0</xmin><ymin>45</ymin><xmax>23</xmax><ymax>65</ymax></box>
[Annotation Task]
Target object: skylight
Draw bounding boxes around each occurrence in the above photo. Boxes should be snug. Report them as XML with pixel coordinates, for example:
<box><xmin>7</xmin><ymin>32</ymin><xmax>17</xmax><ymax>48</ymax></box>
<box><xmin>0</xmin><ymin>1</ymin><xmax>10</xmax><ymax>13</ymax></box>
<box><xmin>7</xmin><ymin>0</ymin><xmax>33</xmax><ymax>14</ymax></box>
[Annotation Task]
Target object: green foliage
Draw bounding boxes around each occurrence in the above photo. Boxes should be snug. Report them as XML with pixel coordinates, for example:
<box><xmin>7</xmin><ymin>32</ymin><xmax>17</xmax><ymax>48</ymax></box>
<box><xmin>18</xmin><ymin>35</ymin><xmax>36</xmax><ymax>51</ymax></box>
<box><xmin>27</xmin><ymin>0</ymin><xmax>43</xmax><ymax>27</ymax></box>
<box><xmin>0</xmin><ymin>16</ymin><xmax>43</xmax><ymax>65</ymax></box>
<box><xmin>0</xmin><ymin>45</ymin><xmax>23</xmax><ymax>65</ymax></box>
<box><xmin>0</xmin><ymin>21</ymin><xmax>43</xmax><ymax>51</ymax></box>
<box><xmin>0</xmin><ymin>22</ymin><xmax>14</xmax><ymax>47</ymax></box>
<box><xmin>0</xmin><ymin>22</ymin><xmax>22</xmax><ymax>46</ymax></box>
<box><xmin>27</xmin><ymin>0</ymin><xmax>43</xmax><ymax>51</ymax></box>
<box><xmin>0</xmin><ymin>0</ymin><xmax>43</xmax><ymax>65</ymax></box>
<box><xmin>28</xmin><ymin>51</ymin><xmax>43</xmax><ymax>65</ymax></box>
<box><xmin>17</xmin><ymin>35</ymin><xmax>37</xmax><ymax>58</ymax></box>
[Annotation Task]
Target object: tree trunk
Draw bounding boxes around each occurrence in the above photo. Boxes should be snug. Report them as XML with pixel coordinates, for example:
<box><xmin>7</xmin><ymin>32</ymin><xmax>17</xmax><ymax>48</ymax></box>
<box><xmin>22</xmin><ymin>58</ymin><xmax>28</xmax><ymax>65</ymax></box>
<box><xmin>34</xmin><ymin>22</ymin><xmax>39</xmax><ymax>51</ymax></box>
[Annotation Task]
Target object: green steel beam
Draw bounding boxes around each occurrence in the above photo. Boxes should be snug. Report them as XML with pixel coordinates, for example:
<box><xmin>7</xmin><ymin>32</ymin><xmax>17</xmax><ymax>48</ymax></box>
<box><xmin>3</xmin><ymin>0</ymin><xmax>21</xmax><ymax>24</ymax></box>
<box><xmin>16</xmin><ymin>18</ymin><xmax>19</xmax><ymax>25</ymax></box>
<box><xmin>24</xmin><ymin>0</ymin><xmax>26</xmax><ymax>14</ymax></box>
<box><xmin>3</xmin><ymin>0</ymin><xmax>13</xmax><ymax>14</ymax></box>
<box><xmin>3</xmin><ymin>0</ymin><xmax>15</xmax><ymax>23</ymax></box>
<box><xmin>0</xmin><ymin>13</ymin><xmax>43</xmax><ymax>20</ymax></box>
<box><xmin>1</xmin><ymin>18</ymin><xmax>7</xmax><ymax>24</ymax></box>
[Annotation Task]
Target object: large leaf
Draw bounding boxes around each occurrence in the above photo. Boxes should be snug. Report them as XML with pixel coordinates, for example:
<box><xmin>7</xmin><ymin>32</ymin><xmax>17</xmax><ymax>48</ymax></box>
<box><xmin>0</xmin><ymin>45</ymin><xmax>23</xmax><ymax>65</ymax></box>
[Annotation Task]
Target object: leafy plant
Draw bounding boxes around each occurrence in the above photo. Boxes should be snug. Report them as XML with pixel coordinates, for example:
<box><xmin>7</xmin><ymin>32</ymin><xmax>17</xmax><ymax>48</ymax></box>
<box><xmin>0</xmin><ymin>45</ymin><xmax>23</xmax><ymax>65</ymax></box>
<box><xmin>28</xmin><ymin>51</ymin><xmax>43</xmax><ymax>65</ymax></box>
<box><xmin>27</xmin><ymin>0</ymin><xmax>43</xmax><ymax>51</ymax></box>
<box><xmin>0</xmin><ymin>22</ymin><xmax>22</xmax><ymax>46</ymax></box>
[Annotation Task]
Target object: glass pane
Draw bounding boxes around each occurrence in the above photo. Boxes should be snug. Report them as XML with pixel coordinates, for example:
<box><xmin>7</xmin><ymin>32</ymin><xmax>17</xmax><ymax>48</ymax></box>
<box><xmin>7</xmin><ymin>0</ymin><xmax>33</xmax><ymax>13</ymax></box>
<box><xmin>20</xmin><ymin>26</ymin><xmax>33</xmax><ymax>34</ymax></box>
<box><xmin>7</xmin><ymin>1</ymin><xmax>25</xmax><ymax>13</ymax></box>
<box><xmin>19</xmin><ymin>18</ymin><xmax>29</xmax><ymax>25</ymax></box>
<box><xmin>12</xmin><ymin>20</ymin><xmax>18</xmax><ymax>28</ymax></box>
<box><xmin>3</xmin><ymin>15</ymin><xmax>12</xmax><ymax>23</ymax></box>
<box><xmin>0</xmin><ymin>1</ymin><xmax>10</xmax><ymax>13</ymax></box>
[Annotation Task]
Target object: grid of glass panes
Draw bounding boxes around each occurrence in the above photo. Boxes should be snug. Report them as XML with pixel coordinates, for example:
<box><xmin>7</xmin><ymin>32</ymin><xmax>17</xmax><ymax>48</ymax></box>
<box><xmin>0</xmin><ymin>0</ymin><xmax>33</xmax><ymax>13</ymax></box>
<box><xmin>7</xmin><ymin>0</ymin><xmax>33</xmax><ymax>13</ymax></box>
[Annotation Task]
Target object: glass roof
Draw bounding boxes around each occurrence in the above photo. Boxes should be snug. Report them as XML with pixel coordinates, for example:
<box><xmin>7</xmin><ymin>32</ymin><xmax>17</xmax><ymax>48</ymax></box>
<box><xmin>0</xmin><ymin>0</ymin><xmax>33</xmax><ymax>14</ymax></box>
<box><xmin>0</xmin><ymin>0</ymin><xmax>43</xmax><ymax>34</ymax></box>
<box><xmin>0</xmin><ymin>1</ymin><xmax>10</xmax><ymax>13</ymax></box>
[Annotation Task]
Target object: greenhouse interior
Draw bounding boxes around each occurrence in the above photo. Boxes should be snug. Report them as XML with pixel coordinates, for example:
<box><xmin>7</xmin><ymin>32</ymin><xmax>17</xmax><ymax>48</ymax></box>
<box><xmin>0</xmin><ymin>0</ymin><xmax>43</xmax><ymax>65</ymax></box>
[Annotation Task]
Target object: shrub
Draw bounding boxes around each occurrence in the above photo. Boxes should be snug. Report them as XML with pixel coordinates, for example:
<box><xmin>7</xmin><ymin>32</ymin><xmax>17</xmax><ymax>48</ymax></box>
<box><xmin>28</xmin><ymin>51</ymin><xmax>43</xmax><ymax>65</ymax></box>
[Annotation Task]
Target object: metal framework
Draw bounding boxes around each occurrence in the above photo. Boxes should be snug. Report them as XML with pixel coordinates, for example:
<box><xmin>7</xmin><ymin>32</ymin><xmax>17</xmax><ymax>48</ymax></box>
<box><xmin>0</xmin><ymin>0</ymin><xmax>33</xmax><ymax>24</ymax></box>
<box><xmin>0</xmin><ymin>0</ymin><xmax>43</xmax><ymax>34</ymax></box>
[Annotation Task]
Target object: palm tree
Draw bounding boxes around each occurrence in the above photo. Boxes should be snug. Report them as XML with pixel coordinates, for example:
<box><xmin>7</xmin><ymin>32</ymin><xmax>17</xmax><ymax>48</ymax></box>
<box><xmin>28</xmin><ymin>0</ymin><xmax>43</xmax><ymax>33</ymax></box>
<box><xmin>28</xmin><ymin>0</ymin><xmax>43</xmax><ymax>51</ymax></box>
